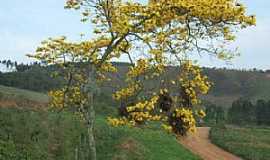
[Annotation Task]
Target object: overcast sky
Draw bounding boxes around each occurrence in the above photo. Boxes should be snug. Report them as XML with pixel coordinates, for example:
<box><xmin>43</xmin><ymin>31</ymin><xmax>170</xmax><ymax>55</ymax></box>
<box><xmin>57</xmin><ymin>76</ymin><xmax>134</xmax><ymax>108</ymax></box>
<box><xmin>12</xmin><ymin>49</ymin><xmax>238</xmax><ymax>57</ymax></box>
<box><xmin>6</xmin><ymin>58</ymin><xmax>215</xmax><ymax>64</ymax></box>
<box><xmin>0</xmin><ymin>0</ymin><xmax>269</xmax><ymax>69</ymax></box>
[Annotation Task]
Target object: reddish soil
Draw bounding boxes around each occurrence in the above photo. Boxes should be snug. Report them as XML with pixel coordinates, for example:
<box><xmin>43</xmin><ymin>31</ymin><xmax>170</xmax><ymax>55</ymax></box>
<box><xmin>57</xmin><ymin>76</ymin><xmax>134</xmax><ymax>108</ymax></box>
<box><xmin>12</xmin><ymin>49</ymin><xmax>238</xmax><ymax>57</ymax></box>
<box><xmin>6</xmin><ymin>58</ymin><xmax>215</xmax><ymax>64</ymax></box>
<box><xmin>178</xmin><ymin>127</ymin><xmax>242</xmax><ymax>160</ymax></box>
<box><xmin>0</xmin><ymin>99</ymin><xmax>47</xmax><ymax>110</ymax></box>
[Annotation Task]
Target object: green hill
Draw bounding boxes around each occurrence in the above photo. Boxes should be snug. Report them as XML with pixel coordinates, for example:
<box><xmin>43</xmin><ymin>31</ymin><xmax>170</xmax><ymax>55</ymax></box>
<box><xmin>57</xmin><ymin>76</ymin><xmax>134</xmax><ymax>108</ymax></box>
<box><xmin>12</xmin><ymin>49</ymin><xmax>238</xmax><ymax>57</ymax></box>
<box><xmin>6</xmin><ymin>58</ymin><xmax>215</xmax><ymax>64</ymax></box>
<box><xmin>0</xmin><ymin>85</ymin><xmax>49</xmax><ymax>103</ymax></box>
<box><xmin>1</xmin><ymin>63</ymin><xmax>270</xmax><ymax>107</ymax></box>
<box><xmin>0</xmin><ymin>86</ymin><xmax>201</xmax><ymax>160</ymax></box>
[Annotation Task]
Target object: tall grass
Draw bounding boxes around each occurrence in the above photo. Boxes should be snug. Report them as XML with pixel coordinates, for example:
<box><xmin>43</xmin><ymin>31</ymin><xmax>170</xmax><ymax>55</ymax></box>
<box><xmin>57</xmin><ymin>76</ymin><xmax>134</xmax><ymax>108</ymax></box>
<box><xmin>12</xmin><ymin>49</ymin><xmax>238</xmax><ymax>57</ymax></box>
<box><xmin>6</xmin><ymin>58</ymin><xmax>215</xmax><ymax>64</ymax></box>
<box><xmin>0</xmin><ymin>107</ymin><xmax>201</xmax><ymax>160</ymax></box>
<box><xmin>210</xmin><ymin>125</ymin><xmax>270</xmax><ymax>160</ymax></box>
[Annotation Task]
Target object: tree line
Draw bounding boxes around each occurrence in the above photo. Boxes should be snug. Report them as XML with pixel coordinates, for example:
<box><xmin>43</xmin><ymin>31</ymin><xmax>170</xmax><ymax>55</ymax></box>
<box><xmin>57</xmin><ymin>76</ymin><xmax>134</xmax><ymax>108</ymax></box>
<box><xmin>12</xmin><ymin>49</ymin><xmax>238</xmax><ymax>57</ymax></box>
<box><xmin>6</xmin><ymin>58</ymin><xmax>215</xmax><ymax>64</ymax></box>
<box><xmin>204</xmin><ymin>98</ymin><xmax>270</xmax><ymax>126</ymax></box>
<box><xmin>0</xmin><ymin>60</ymin><xmax>63</xmax><ymax>92</ymax></box>
<box><xmin>228</xmin><ymin>98</ymin><xmax>270</xmax><ymax>126</ymax></box>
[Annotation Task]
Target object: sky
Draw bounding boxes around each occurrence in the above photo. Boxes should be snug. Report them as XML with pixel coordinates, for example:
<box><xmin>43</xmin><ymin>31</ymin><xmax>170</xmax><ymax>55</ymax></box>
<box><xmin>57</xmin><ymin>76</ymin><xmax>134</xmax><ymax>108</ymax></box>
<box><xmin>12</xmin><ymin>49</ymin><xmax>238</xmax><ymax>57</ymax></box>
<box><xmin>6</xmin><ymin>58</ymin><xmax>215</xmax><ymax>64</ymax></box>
<box><xmin>0</xmin><ymin>0</ymin><xmax>269</xmax><ymax>70</ymax></box>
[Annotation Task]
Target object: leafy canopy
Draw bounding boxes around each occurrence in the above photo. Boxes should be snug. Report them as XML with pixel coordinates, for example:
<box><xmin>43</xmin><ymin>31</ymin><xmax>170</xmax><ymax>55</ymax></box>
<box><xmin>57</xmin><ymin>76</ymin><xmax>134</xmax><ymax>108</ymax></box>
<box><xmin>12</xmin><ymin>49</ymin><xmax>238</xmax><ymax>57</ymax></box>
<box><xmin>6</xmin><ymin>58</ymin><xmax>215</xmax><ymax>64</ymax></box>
<box><xmin>29</xmin><ymin>0</ymin><xmax>255</xmax><ymax>135</ymax></box>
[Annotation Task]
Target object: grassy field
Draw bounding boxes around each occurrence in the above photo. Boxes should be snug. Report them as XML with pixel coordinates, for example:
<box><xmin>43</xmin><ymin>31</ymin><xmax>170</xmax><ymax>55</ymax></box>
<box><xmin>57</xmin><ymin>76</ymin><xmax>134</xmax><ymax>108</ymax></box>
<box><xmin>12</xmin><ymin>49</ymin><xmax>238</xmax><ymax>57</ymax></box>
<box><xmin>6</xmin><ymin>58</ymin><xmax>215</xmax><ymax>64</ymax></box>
<box><xmin>0</xmin><ymin>108</ymin><xmax>201</xmax><ymax>160</ymax></box>
<box><xmin>0</xmin><ymin>85</ymin><xmax>49</xmax><ymax>103</ymax></box>
<box><xmin>0</xmin><ymin>85</ymin><xmax>201</xmax><ymax>160</ymax></box>
<box><xmin>210</xmin><ymin>125</ymin><xmax>270</xmax><ymax>160</ymax></box>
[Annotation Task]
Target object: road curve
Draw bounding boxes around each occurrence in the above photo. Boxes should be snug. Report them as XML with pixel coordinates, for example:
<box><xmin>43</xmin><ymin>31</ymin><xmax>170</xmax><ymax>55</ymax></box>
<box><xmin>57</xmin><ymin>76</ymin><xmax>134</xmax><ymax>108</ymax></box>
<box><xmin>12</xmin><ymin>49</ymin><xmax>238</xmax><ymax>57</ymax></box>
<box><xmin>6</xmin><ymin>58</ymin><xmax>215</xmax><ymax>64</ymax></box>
<box><xmin>178</xmin><ymin>127</ymin><xmax>242</xmax><ymax>160</ymax></box>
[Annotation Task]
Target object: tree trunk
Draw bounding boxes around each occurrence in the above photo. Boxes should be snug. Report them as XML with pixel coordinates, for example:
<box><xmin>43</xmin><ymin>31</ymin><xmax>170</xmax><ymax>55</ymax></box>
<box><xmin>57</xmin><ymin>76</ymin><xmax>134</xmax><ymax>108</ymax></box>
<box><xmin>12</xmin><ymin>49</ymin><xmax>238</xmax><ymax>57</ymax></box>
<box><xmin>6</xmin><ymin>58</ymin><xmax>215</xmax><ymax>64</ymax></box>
<box><xmin>87</xmin><ymin>91</ymin><xmax>96</xmax><ymax>160</ymax></box>
<box><xmin>75</xmin><ymin>147</ymin><xmax>78</xmax><ymax>160</ymax></box>
<box><xmin>85</xmin><ymin>65</ymin><xmax>97</xmax><ymax>160</ymax></box>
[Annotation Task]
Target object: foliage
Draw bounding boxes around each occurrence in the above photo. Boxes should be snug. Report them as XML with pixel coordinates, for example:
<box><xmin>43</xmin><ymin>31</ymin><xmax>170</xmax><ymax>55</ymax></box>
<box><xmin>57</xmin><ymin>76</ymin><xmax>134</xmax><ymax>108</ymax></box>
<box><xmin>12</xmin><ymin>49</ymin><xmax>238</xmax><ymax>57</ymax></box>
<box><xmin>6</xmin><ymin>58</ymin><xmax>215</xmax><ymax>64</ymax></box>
<box><xmin>210</xmin><ymin>126</ymin><xmax>270</xmax><ymax>160</ymax></box>
<box><xmin>0</xmin><ymin>65</ymin><xmax>63</xmax><ymax>92</ymax></box>
<box><xmin>203</xmin><ymin>68</ymin><xmax>266</xmax><ymax>97</ymax></box>
<box><xmin>227</xmin><ymin>98</ymin><xmax>270</xmax><ymax>126</ymax></box>
<box><xmin>256</xmin><ymin>99</ymin><xmax>270</xmax><ymax>125</ymax></box>
<box><xmin>228</xmin><ymin>98</ymin><xmax>255</xmax><ymax>125</ymax></box>
<box><xmin>204</xmin><ymin>103</ymin><xmax>225</xmax><ymax>126</ymax></box>
<box><xmin>110</xmin><ymin>61</ymin><xmax>210</xmax><ymax>135</ymax></box>
<box><xmin>0</xmin><ymin>108</ymin><xmax>85</xmax><ymax>160</ymax></box>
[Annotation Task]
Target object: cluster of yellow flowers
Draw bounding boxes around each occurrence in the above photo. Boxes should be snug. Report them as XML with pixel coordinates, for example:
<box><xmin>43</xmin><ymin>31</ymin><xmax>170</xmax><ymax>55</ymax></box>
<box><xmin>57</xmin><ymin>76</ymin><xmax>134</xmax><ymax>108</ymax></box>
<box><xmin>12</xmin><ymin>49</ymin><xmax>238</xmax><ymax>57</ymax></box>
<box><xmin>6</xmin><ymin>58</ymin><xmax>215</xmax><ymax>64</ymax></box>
<box><xmin>110</xmin><ymin>60</ymin><xmax>210</xmax><ymax>134</ymax></box>
<box><xmin>159</xmin><ymin>88</ymin><xmax>169</xmax><ymax>95</ymax></box>
<box><xmin>127</xmin><ymin>59</ymin><xmax>148</xmax><ymax>79</ymax></box>
<box><xmin>126</xmin><ymin>96</ymin><xmax>159</xmax><ymax>112</ymax></box>
<box><xmin>107</xmin><ymin>117</ymin><xmax>130</xmax><ymax>127</ymax></box>
<box><xmin>108</xmin><ymin>96</ymin><xmax>162</xmax><ymax>126</ymax></box>
<box><xmin>28</xmin><ymin>36</ymin><xmax>105</xmax><ymax>66</ymax></box>
<box><xmin>196</xmin><ymin>109</ymin><xmax>206</xmax><ymax>118</ymax></box>
<box><xmin>127</xmin><ymin>96</ymin><xmax>161</xmax><ymax>123</ymax></box>
<box><xmin>172</xmin><ymin>108</ymin><xmax>197</xmax><ymax>134</ymax></box>
<box><xmin>65</xmin><ymin>0</ymin><xmax>80</xmax><ymax>9</ymax></box>
<box><xmin>149</xmin><ymin>49</ymin><xmax>164</xmax><ymax>63</ymax></box>
<box><xmin>94</xmin><ymin>38</ymin><xmax>111</xmax><ymax>48</ymax></box>
<box><xmin>161</xmin><ymin>124</ymin><xmax>173</xmax><ymax>133</ymax></box>
<box><xmin>99</xmin><ymin>62</ymin><xmax>118</xmax><ymax>73</ymax></box>
<box><xmin>129</xmin><ymin>112</ymin><xmax>161</xmax><ymax>123</ymax></box>
<box><xmin>223</xmin><ymin>27</ymin><xmax>236</xmax><ymax>41</ymax></box>
<box><xmin>48</xmin><ymin>89</ymin><xmax>65</xmax><ymax>109</ymax></box>
<box><xmin>48</xmin><ymin>86</ymin><xmax>87</xmax><ymax>109</ymax></box>
<box><xmin>112</xmin><ymin>83</ymin><xmax>141</xmax><ymax>101</ymax></box>
<box><xmin>178</xmin><ymin>61</ymin><xmax>211</xmax><ymax>106</ymax></box>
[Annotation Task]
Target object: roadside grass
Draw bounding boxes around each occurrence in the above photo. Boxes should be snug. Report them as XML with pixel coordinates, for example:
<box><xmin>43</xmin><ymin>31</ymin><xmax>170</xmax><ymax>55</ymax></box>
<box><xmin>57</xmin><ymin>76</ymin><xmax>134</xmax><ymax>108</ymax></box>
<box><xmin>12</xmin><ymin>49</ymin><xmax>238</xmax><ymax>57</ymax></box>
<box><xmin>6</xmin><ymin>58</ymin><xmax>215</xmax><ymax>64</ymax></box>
<box><xmin>210</xmin><ymin>125</ymin><xmax>270</xmax><ymax>160</ymax></box>
<box><xmin>96</xmin><ymin>116</ymin><xmax>201</xmax><ymax>160</ymax></box>
<box><xmin>0</xmin><ymin>107</ymin><xmax>201</xmax><ymax>160</ymax></box>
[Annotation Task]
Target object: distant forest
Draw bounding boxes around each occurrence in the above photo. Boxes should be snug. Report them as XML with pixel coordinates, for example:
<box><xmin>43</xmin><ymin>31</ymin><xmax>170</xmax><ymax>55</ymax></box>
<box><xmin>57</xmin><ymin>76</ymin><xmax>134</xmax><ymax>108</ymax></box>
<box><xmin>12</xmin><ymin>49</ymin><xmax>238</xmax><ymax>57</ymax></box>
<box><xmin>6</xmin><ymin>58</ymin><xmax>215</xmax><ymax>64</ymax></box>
<box><xmin>1</xmin><ymin>59</ymin><xmax>270</xmax><ymax>126</ymax></box>
<box><xmin>204</xmin><ymin>98</ymin><xmax>270</xmax><ymax>126</ymax></box>
<box><xmin>1</xmin><ymin>59</ymin><xmax>270</xmax><ymax>105</ymax></box>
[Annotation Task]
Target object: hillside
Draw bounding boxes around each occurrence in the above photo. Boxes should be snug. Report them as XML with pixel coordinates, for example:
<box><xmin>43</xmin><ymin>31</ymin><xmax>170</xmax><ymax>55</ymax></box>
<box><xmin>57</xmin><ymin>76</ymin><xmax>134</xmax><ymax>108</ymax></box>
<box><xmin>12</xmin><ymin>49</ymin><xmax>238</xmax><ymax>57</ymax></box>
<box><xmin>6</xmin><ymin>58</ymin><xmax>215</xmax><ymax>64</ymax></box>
<box><xmin>0</xmin><ymin>85</ymin><xmax>49</xmax><ymax>109</ymax></box>
<box><xmin>202</xmin><ymin>68</ymin><xmax>270</xmax><ymax>106</ymax></box>
<box><xmin>0</xmin><ymin>85</ymin><xmax>49</xmax><ymax>103</ymax></box>
<box><xmin>0</xmin><ymin>85</ymin><xmax>201</xmax><ymax>160</ymax></box>
<box><xmin>1</xmin><ymin>63</ymin><xmax>270</xmax><ymax>107</ymax></box>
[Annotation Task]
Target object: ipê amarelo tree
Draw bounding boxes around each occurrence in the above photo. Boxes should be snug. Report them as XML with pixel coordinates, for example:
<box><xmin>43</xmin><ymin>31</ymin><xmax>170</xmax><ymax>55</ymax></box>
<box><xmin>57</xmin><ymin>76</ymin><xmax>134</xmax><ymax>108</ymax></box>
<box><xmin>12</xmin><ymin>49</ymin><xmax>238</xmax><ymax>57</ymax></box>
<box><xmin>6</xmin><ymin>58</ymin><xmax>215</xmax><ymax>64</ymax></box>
<box><xmin>29</xmin><ymin>0</ymin><xmax>255</xmax><ymax>159</ymax></box>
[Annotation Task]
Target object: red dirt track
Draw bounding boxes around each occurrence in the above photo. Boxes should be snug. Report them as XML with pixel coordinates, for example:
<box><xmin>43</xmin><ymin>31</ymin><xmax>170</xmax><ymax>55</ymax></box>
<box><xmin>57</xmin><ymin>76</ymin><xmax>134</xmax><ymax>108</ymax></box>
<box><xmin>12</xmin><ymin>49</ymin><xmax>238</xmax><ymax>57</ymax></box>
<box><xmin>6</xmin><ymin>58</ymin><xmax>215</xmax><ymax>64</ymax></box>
<box><xmin>178</xmin><ymin>127</ymin><xmax>242</xmax><ymax>160</ymax></box>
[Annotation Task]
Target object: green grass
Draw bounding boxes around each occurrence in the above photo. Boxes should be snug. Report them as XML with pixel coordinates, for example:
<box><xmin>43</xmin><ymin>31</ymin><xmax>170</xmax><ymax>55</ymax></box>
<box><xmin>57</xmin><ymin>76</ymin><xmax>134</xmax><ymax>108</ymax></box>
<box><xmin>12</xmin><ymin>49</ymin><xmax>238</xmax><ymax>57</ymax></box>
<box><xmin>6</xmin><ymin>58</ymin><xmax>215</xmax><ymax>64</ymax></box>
<box><xmin>210</xmin><ymin>125</ymin><xmax>270</xmax><ymax>160</ymax></box>
<box><xmin>96</xmin><ymin>116</ymin><xmax>201</xmax><ymax>160</ymax></box>
<box><xmin>0</xmin><ymin>85</ymin><xmax>49</xmax><ymax>103</ymax></box>
<box><xmin>0</xmin><ymin>85</ymin><xmax>201</xmax><ymax>159</ymax></box>
<box><xmin>0</xmin><ymin>107</ymin><xmax>201</xmax><ymax>160</ymax></box>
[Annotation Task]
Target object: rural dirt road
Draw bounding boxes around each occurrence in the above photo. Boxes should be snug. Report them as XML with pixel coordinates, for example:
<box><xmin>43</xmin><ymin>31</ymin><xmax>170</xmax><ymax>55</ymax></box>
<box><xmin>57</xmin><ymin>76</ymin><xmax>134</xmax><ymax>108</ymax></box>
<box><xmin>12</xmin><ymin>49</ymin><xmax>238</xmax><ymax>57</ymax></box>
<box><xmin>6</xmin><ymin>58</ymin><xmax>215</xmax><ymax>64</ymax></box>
<box><xmin>178</xmin><ymin>127</ymin><xmax>242</xmax><ymax>160</ymax></box>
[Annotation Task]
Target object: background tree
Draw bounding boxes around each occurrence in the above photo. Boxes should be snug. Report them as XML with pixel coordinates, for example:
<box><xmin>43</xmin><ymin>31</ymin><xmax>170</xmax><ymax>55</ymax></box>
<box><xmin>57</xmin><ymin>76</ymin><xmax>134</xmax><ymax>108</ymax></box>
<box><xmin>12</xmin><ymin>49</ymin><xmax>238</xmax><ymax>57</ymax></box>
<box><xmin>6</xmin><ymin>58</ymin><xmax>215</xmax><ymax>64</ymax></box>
<box><xmin>30</xmin><ymin>0</ymin><xmax>255</xmax><ymax>159</ymax></box>
<box><xmin>256</xmin><ymin>99</ymin><xmax>270</xmax><ymax>125</ymax></box>
<box><xmin>215</xmin><ymin>107</ymin><xmax>225</xmax><ymax>124</ymax></box>
<box><xmin>205</xmin><ymin>103</ymin><xmax>225</xmax><ymax>125</ymax></box>
<box><xmin>256</xmin><ymin>99</ymin><xmax>266</xmax><ymax>125</ymax></box>
<box><xmin>228</xmin><ymin>98</ymin><xmax>256</xmax><ymax>125</ymax></box>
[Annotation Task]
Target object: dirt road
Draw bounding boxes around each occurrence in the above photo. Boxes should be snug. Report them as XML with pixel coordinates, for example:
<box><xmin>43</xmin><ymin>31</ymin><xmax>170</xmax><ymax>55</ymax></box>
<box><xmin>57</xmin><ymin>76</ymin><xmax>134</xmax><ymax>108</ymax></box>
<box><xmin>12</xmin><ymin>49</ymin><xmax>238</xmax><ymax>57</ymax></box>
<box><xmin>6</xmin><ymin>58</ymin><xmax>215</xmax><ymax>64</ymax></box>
<box><xmin>178</xmin><ymin>127</ymin><xmax>242</xmax><ymax>160</ymax></box>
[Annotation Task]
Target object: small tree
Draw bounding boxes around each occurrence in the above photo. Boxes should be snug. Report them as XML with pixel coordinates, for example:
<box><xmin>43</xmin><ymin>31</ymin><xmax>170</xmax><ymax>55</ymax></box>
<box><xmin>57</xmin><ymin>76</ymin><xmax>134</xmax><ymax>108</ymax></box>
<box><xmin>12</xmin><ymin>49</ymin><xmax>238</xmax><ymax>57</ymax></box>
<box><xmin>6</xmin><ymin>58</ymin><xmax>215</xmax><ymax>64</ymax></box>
<box><xmin>228</xmin><ymin>98</ymin><xmax>255</xmax><ymax>125</ymax></box>
<box><xmin>256</xmin><ymin>99</ymin><xmax>270</xmax><ymax>125</ymax></box>
<box><xmin>29</xmin><ymin>0</ymin><xmax>255</xmax><ymax>159</ymax></box>
<box><xmin>205</xmin><ymin>103</ymin><xmax>225</xmax><ymax>125</ymax></box>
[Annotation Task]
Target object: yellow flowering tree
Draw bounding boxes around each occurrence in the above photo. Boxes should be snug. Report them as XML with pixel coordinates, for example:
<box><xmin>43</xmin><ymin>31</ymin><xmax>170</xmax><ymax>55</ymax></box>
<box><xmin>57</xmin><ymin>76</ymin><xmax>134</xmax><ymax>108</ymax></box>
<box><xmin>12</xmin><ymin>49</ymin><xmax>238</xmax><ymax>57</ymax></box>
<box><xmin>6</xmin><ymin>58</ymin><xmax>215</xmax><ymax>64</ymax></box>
<box><xmin>29</xmin><ymin>0</ymin><xmax>255</xmax><ymax>159</ymax></box>
<box><xmin>110</xmin><ymin>60</ymin><xmax>211</xmax><ymax>135</ymax></box>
